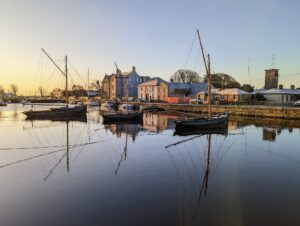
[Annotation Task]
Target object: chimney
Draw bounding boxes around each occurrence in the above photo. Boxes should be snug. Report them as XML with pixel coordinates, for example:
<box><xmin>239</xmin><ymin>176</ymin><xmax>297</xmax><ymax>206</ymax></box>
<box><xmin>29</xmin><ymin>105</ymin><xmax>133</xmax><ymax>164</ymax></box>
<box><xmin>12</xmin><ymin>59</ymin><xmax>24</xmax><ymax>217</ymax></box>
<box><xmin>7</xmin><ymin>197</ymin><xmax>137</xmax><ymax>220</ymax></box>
<box><xmin>132</xmin><ymin>66</ymin><xmax>136</xmax><ymax>72</ymax></box>
<box><xmin>279</xmin><ymin>84</ymin><xmax>283</xmax><ymax>89</ymax></box>
<box><xmin>291</xmin><ymin>85</ymin><xmax>295</xmax><ymax>90</ymax></box>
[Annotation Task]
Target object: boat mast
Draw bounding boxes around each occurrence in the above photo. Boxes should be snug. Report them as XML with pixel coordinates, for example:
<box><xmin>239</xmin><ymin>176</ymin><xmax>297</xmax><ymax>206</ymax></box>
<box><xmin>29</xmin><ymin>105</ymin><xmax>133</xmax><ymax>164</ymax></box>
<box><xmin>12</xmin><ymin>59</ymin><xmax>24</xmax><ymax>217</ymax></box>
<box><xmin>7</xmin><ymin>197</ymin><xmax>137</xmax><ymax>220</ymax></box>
<box><xmin>41</xmin><ymin>48</ymin><xmax>68</xmax><ymax>107</ymax></box>
<box><xmin>207</xmin><ymin>54</ymin><xmax>211</xmax><ymax>117</ymax></box>
<box><xmin>196</xmin><ymin>30</ymin><xmax>211</xmax><ymax>117</ymax></box>
<box><xmin>65</xmin><ymin>55</ymin><xmax>68</xmax><ymax>107</ymax></box>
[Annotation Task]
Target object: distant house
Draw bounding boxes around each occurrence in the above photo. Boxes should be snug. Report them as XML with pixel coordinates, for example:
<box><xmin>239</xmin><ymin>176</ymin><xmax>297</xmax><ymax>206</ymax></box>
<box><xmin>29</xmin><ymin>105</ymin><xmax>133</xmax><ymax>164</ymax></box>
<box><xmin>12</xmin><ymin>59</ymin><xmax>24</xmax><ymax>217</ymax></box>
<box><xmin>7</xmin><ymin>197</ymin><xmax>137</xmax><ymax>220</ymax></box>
<box><xmin>251</xmin><ymin>88</ymin><xmax>300</xmax><ymax>103</ymax></box>
<box><xmin>138</xmin><ymin>78</ymin><xmax>208</xmax><ymax>103</ymax></box>
<box><xmin>137</xmin><ymin>78</ymin><xmax>168</xmax><ymax>101</ymax></box>
<box><xmin>198</xmin><ymin>88</ymin><xmax>250</xmax><ymax>103</ymax></box>
<box><xmin>101</xmin><ymin>66</ymin><xmax>150</xmax><ymax>100</ymax></box>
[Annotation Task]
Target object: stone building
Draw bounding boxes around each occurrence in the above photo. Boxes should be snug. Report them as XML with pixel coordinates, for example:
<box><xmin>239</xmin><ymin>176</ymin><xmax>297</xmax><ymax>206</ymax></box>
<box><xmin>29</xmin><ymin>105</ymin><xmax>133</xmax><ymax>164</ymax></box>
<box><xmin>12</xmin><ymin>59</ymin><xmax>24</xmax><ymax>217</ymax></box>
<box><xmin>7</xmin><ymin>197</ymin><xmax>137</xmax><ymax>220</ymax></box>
<box><xmin>101</xmin><ymin>66</ymin><xmax>150</xmax><ymax>100</ymax></box>
<box><xmin>265</xmin><ymin>69</ymin><xmax>279</xmax><ymax>89</ymax></box>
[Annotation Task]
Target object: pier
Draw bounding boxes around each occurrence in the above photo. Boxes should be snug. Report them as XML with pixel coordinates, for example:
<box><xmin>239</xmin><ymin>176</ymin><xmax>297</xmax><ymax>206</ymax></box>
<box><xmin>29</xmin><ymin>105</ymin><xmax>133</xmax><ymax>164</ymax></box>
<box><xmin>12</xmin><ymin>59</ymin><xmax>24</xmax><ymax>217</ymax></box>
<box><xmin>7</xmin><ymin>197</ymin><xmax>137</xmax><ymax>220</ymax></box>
<box><xmin>137</xmin><ymin>103</ymin><xmax>300</xmax><ymax>119</ymax></box>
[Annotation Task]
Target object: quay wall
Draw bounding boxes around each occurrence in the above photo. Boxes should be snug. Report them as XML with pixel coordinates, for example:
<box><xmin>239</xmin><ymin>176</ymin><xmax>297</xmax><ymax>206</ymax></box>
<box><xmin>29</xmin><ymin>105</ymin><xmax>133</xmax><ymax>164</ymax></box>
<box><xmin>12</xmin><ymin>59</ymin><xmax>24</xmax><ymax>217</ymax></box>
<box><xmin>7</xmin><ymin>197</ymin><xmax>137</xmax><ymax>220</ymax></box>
<box><xmin>137</xmin><ymin>103</ymin><xmax>300</xmax><ymax>119</ymax></box>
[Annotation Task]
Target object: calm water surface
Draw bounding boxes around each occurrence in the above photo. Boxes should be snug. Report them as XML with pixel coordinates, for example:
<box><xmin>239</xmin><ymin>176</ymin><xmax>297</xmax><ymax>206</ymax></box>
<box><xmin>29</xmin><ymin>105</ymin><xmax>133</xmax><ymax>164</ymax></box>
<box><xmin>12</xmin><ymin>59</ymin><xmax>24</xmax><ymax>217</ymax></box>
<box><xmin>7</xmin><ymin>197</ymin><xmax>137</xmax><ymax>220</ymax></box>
<box><xmin>0</xmin><ymin>104</ymin><xmax>300</xmax><ymax>226</ymax></box>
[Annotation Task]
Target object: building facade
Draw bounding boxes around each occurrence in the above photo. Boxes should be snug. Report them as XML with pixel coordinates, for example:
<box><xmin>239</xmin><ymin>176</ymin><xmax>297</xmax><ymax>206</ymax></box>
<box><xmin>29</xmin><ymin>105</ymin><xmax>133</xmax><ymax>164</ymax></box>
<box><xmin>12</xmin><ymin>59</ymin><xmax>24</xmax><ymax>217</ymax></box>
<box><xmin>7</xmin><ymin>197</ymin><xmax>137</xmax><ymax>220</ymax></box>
<box><xmin>198</xmin><ymin>88</ymin><xmax>250</xmax><ymax>103</ymax></box>
<box><xmin>137</xmin><ymin>78</ymin><xmax>168</xmax><ymax>101</ymax></box>
<box><xmin>265</xmin><ymin>69</ymin><xmax>279</xmax><ymax>89</ymax></box>
<box><xmin>138</xmin><ymin>79</ymin><xmax>208</xmax><ymax>103</ymax></box>
<box><xmin>252</xmin><ymin>88</ymin><xmax>300</xmax><ymax>103</ymax></box>
<box><xmin>101</xmin><ymin>66</ymin><xmax>150</xmax><ymax>100</ymax></box>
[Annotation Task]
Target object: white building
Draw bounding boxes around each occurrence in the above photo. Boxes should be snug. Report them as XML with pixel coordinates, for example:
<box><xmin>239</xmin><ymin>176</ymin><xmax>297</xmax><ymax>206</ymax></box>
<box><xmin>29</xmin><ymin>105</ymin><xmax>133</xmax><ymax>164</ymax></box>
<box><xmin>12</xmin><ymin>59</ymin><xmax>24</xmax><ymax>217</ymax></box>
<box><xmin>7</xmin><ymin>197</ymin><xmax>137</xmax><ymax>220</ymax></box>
<box><xmin>251</xmin><ymin>88</ymin><xmax>300</xmax><ymax>103</ymax></box>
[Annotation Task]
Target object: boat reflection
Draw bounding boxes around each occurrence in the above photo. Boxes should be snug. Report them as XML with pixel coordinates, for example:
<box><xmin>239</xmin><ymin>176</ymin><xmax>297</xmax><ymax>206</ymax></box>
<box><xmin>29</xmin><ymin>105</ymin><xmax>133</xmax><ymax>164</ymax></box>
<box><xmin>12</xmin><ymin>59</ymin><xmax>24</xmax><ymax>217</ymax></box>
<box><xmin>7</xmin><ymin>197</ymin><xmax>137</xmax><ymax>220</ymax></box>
<box><xmin>166</xmin><ymin>130</ymin><xmax>229</xmax><ymax>224</ymax></box>
<box><xmin>174</xmin><ymin>126</ymin><xmax>228</xmax><ymax>136</ymax></box>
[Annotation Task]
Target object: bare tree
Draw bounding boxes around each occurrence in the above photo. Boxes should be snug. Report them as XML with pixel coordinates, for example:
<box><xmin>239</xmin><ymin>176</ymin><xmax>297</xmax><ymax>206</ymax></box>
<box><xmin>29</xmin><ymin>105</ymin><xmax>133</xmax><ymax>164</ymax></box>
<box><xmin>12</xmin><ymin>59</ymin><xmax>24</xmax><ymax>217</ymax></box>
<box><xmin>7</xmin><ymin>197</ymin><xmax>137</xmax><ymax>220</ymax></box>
<box><xmin>170</xmin><ymin>69</ymin><xmax>201</xmax><ymax>83</ymax></box>
<box><xmin>10</xmin><ymin>84</ymin><xmax>18</xmax><ymax>97</ymax></box>
<box><xmin>203</xmin><ymin>73</ymin><xmax>240</xmax><ymax>88</ymax></box>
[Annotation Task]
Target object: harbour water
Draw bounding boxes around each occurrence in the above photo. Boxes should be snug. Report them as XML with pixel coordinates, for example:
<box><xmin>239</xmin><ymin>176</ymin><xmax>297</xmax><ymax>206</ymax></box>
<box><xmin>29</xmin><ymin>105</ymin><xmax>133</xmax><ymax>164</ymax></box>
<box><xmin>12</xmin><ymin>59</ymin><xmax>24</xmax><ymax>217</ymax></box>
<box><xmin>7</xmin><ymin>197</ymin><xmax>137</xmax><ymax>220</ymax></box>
<box><xmin>0</xmin><ymin>104</ymin><xmax>300</xmax><ymax>226</ymax></box>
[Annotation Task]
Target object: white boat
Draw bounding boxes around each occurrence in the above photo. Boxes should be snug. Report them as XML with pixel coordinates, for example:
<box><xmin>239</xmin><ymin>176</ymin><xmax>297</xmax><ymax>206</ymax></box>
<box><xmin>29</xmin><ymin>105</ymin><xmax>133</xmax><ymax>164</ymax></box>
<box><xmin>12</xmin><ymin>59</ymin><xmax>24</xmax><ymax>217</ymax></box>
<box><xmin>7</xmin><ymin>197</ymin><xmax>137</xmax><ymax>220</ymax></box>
<box><xmin>119</xmin><ymin>103</ymin><xmax>136</xmax><ymax>110</ymax></box>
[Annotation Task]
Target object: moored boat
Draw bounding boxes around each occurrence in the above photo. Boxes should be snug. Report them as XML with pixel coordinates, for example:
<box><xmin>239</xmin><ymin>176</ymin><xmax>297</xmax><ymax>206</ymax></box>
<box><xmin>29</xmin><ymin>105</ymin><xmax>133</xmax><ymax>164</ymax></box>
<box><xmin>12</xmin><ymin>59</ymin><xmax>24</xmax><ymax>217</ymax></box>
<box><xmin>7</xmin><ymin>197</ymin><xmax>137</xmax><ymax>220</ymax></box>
<box><xmin>174</xmin><ymin>30</ymin><xmax>228</xmax><ymax>131</ymax></box>
<box><xmin>102</xmin><ymin>112</ymin><xmax>142</xmax><ymax>123</ymax></box>
<box><xmin>22</xmin><ymin>48</ymin><xmax>87</xmax><ymax>120</ymax></box>
<box><xmin>174</xmin><ymin>112</ymin><xmax>228</xmax><ymax>129</ymax></box>
<box><xmin>23</xmin><ymin>104</ymin><xmax>87</xmax><ymax>120</ymax></box>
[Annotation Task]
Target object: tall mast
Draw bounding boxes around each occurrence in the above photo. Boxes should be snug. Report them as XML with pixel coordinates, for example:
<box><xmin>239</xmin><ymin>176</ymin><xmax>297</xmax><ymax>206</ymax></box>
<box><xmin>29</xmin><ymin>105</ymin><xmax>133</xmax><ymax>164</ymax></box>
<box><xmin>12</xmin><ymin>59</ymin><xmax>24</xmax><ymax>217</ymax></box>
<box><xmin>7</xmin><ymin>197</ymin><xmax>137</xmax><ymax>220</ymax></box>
<box><xmin>208</xmin><ymin>54</ymin><xmax>211</xmax><ymax>117</ymax></box>
<box><xmin>87</xmin><ymin>68</ymin><xmax>90</xmax><ymax>99</ymax></box>
<box><xmin>41</xmin><ymin>48</ymin><xmax>68</xmax><ymax>106</ymax></box>
<box><xmin>65</xmin><ymin>55</ymin><xmax>68</xmax><ymax>107</ymax></box>
<box><xmin>196</xmin><ymin>30</ymin><xmax>211</xmax><ymax>117</ymax></box>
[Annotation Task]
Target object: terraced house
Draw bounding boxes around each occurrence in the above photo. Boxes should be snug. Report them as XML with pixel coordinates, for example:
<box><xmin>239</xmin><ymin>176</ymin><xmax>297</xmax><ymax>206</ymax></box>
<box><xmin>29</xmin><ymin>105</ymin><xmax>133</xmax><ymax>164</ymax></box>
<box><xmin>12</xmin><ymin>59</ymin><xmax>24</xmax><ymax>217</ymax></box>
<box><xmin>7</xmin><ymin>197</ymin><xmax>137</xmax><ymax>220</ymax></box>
<box><xmin>101</xmin><ymin>66</ymin><xmax>150</xmax><ymax>100</ymax></box>
<box><xmin>138</xmin><ymin>78</ymin><xmax>208</xmax><ymax>103</ymax></box>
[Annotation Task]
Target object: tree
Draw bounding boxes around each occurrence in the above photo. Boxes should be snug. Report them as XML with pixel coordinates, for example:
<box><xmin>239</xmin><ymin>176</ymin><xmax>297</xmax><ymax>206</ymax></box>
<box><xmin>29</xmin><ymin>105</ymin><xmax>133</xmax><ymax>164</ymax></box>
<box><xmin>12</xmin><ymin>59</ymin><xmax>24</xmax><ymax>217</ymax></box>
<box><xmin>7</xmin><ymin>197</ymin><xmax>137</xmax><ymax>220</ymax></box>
<box><xmin>240</xmin><ymin>84</ymin><xmax>254</xmax><ymax>92</ymax></box>
<box><xmin>203</xmin><ymin>73</ymin><xmax>240</xmax><ymax>88</ymax></box>
<box><xmin>10</xmin><ymin>84</ymin><xmax>18</xmax><ymax>97</ymax></box>
<box><xmin>90</xmin><ymin>80</ymin><xmax>101</xmax><ymax>91</ymax></box>
<box><xmin>170</xmin><ymin>69</ymin><xmax>201</xmax><ymax>83</ymax></box>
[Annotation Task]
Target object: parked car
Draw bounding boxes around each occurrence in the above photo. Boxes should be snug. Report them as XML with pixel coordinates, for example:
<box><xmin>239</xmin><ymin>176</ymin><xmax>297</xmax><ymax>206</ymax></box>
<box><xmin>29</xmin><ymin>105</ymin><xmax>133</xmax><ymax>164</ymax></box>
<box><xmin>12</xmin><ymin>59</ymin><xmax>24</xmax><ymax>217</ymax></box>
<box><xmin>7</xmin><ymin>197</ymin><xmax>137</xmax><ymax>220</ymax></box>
<box><xmin>293</xmin><ymin>100</ymin><xmax>300</xmax><ymax>106</ymax></box>
<box><xmin>189</xmin><ymin>98</ymin><xmax>203</xmax><ymax>105</ymax></box>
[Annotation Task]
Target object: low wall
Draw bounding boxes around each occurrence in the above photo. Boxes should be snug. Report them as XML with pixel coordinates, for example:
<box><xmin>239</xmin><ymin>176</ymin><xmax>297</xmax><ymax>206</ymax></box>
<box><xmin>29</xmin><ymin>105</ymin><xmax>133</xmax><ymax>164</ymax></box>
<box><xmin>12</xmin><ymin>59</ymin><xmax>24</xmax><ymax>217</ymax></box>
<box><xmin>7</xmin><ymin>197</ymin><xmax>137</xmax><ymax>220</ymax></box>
<box><xmin>137</xmin><ymin>103</ymin><xmax>300</xmax><ymax>119</ymax></box>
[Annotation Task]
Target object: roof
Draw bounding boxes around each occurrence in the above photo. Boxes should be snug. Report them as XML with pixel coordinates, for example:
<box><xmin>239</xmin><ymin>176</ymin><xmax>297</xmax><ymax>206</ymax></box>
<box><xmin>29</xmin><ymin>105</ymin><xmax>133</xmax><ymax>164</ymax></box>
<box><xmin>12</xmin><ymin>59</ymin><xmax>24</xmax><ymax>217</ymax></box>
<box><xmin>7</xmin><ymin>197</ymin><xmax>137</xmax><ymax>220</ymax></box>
<box><xmin>138</xmin><ymin>77</ymin><xmax>168</xmax><ymax>86</ymax></box>
<box><xmin>219</xmin><ymin>88</ymin><xmax>249</xmax><ymax>95</ymax></box>
<box><xmin>251</xmin><ymin>88</ymin><xmax>300</xmax><ymax>95</ymax></box>
<box><xmin>198</xmin><ymin>88</ymin><xmax>249</xmax><ymax>95</ymax></box>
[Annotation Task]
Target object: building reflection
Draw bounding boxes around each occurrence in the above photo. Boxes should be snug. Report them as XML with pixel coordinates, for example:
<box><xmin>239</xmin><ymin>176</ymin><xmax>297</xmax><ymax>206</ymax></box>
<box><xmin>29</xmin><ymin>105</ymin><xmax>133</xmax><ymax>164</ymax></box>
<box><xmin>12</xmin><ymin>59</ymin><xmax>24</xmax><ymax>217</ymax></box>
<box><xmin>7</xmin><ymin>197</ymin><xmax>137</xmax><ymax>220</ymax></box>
<box><xmin>142</xmin><ymin>112</ymin><xmax>176</xmax><ymax>132</ymax></box>
<box><xmin>104</xmin><ymin>123</ymin><xmax>142</xmax><ymax>141</ymax></box>
<box><xmin>263</xmin><ymin>128</ymin><xmax>276</xmax><ymax>142</ymax></box>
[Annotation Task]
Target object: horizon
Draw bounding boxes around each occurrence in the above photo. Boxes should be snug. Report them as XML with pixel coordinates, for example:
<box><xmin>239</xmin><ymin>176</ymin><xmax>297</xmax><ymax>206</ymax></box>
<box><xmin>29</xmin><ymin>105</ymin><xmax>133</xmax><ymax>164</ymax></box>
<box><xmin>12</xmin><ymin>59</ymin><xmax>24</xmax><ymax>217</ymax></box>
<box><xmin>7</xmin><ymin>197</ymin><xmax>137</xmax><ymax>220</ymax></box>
<box><xmin>1</xmin><ymin>0</ymin><xmax>300</xmax><ymax>95</ymax></box>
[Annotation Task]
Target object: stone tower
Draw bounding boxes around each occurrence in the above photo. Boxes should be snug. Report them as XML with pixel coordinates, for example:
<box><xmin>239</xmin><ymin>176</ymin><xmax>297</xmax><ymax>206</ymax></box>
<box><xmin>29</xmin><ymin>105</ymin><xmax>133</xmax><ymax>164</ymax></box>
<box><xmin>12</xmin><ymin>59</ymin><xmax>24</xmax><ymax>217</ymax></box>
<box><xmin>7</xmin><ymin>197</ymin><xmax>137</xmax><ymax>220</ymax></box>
<box><xmin>264</xmin><ymin>69</ymin><xmax>279</xmax><ymax>89</ymax></box>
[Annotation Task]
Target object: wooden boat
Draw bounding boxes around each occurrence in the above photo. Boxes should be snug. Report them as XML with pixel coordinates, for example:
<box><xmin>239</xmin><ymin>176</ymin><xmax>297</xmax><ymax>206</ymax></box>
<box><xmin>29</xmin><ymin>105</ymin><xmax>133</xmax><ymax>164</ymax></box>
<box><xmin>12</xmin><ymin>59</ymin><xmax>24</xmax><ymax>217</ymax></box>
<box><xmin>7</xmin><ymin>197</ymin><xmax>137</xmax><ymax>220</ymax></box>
<box><xmin>174</xmin><ymin>30</ymin><xmax>228</xmax><ymax>130</ymax></box>
<box><xmin>103</xmin><ymin>112</ymin><xmax>142</xmax><ymax>123</ymax></box>
<box><xmin>174</xmin><ymin>113</ymin><xmax>228</xmax><ymax>129</ymax></box>
<box><xmin>24</xmin><ymin>104</ymin><xmax>87</xmax><ymax>120</ymax></box>
<box><xmin>22</xmin><ymin>48</ymin><xmax>87</xmax><ymax>120</ymax></box>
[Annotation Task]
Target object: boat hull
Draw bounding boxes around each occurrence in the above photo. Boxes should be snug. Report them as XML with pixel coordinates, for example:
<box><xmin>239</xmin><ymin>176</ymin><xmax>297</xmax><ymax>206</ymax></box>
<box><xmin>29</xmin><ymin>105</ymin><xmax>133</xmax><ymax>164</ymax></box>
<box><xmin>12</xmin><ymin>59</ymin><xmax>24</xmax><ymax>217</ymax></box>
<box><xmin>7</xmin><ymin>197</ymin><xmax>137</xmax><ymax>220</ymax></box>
<box><xmin>23</xmin><ymin>105</ymin><xmax>87</xmax><ymax>120</ymax></box>
<box><xmin>174</xmin><ymin>113</ymin><xmax>228</xmax><ymax>129</ymax></box>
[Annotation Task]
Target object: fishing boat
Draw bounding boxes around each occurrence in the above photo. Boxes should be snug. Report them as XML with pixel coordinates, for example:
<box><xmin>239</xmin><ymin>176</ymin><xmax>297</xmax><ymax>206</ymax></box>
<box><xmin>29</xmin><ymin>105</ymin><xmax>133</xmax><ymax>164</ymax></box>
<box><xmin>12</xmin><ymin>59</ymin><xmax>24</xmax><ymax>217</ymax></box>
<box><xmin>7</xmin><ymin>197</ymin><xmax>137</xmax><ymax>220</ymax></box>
<box><xmin>23</xmin><ymin>48</ymin><xmax>87</xmax><ymax>120</ymax></box>
<box><xmin>174</xmin><ymin>30</ymin><xmax>228</xmax><ymax>129</ymax></box>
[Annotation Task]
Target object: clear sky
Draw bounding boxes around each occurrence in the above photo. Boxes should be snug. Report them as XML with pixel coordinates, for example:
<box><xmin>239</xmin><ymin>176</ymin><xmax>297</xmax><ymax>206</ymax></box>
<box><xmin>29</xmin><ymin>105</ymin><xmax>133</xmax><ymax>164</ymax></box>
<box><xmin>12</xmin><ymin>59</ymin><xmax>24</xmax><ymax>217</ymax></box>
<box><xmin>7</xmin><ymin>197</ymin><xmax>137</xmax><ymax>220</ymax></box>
<box><xmin>1</xmin><ymin>0</ymin><xmax>300</xmax><ymax>94</ymax></box>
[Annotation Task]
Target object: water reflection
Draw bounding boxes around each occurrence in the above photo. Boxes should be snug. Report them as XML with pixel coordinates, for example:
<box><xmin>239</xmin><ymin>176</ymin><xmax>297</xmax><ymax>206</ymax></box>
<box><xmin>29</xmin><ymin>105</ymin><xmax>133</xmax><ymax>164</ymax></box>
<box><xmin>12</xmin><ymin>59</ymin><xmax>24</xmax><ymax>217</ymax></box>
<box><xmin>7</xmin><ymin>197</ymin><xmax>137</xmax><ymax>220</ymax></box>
<box><xmin>1</xmin><ymin>104</ymin><xmax>300</xmax><ymax>226</ymax></box>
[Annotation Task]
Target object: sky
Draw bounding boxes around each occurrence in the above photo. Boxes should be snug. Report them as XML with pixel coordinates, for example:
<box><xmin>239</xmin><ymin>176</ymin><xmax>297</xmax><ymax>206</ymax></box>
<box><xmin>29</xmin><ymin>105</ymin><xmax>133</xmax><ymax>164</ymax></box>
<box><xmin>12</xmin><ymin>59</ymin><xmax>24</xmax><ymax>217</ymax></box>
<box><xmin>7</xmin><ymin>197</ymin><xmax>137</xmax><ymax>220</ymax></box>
<box><xmin>1</xmin><ymin>0</ymin><xmax>300</xmax><ymax>94</ymax></box>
